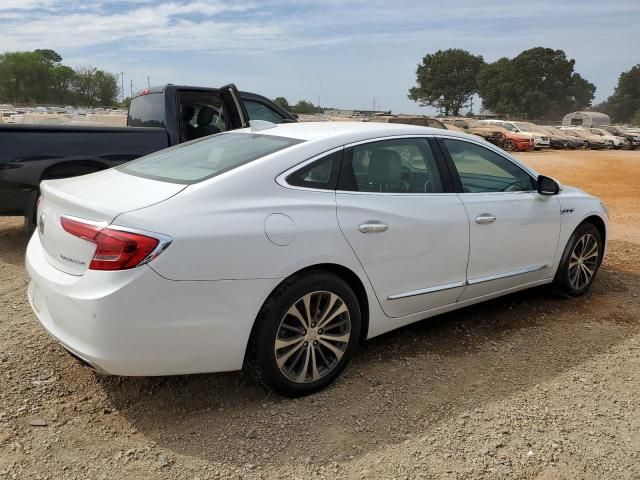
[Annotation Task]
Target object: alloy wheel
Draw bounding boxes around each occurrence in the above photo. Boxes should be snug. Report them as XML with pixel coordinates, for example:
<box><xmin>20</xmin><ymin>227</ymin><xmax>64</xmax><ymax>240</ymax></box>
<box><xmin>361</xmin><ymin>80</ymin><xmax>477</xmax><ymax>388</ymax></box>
<box><xmin>568</xmin><ymin>233</ymin><xmax>599</xmax><ymax>290</ymax></box>
<box><xmin>274</xmin><ymin>291</ymin><xmax>351</xmax><ymax>384</ymax></box>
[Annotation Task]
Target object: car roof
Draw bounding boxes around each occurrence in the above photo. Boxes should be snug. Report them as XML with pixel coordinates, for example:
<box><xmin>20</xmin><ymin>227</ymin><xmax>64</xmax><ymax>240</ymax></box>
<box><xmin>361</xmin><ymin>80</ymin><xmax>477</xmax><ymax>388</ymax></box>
<box><xmin>247</xmin><ymin>121</ymin><xmax>467</xmax><ymax>143</ymax></box>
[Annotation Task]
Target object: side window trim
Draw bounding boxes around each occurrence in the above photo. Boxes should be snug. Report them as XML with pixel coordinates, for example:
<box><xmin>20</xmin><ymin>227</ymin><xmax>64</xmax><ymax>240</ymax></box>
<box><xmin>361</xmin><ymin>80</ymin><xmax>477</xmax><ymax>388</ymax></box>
<box><xmin>276</xmin><ymin>147</ymin><xmax>344</xmax><ymax>191</ymax></box>
<box><xmin>435</xmin><ymin>136</ymin><xmax>537</xmax><ymax>194</ymax></box>
<box><xmin>336</xmin><ymin>136</ymin><xmax>456</xmax><ymax>195</ymax></box>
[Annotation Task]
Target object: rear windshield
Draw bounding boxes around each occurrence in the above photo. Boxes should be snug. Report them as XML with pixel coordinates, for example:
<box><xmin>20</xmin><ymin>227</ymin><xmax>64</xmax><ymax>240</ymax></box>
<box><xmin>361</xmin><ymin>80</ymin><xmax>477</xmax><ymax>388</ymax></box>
<box><xmin>118</xmin><ymin>133</ymin><xmax>302</xmax><ymax>184</ymax></box>
<box><xmin>128</xmin><ymin>93</ymin><xmax>166</xmax><ymax>128</ymax></box>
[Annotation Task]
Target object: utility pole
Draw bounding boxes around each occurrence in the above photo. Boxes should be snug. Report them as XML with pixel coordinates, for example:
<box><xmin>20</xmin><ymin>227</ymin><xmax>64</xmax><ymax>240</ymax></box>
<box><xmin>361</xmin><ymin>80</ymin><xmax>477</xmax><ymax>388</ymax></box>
<box><xmin>130</xmin><ymin>80</ymin><xmax>133</xmax><ymax>98</ymax></box>
<box><xmin>120</xmin><ymin>72</ymin><xmax>124</xmax><ymax>104</ymax></box>
<box><xmin>147</xmin><ymin>76</ymin><xmax>150</xmax><ymax>88</ymax></box>
<box><xmin>373</xmin><ymin>97</ymin><xmax>376</xmax><ymax>112</ymax></box>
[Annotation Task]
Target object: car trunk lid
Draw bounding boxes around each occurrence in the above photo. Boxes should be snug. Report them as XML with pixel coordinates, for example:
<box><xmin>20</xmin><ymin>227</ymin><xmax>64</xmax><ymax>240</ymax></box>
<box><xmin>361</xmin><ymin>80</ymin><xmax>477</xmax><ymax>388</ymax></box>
<box><xmin>37</xmin><ymin>168</ymin><xmax>185</xmax><ymax>275</ymax></box>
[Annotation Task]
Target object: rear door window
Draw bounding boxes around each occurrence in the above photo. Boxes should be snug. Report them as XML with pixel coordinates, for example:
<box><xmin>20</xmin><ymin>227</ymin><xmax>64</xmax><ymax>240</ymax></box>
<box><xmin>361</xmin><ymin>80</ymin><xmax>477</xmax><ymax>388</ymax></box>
<box><xmin>338</xmin><ymin>138</ymin><xmax>444</xmax><ymax>193</ymax></box>
<box><xmin>119</xmin><ymin>133</ymin><xmax>302</xmax><ymax>184</ymax></box>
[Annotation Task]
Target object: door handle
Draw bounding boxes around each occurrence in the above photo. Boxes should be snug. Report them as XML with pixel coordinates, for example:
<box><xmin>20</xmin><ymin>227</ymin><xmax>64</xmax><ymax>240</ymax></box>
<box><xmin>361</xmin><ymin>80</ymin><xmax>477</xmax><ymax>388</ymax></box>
<box><xmin>475</xmin><ymin>214</ymin><xmax>497</xmax><ymax>225</ymax></box>
<box><xmin>358</xmin><ymin>222</ymin><xmax>388</xmax><ymax>233</ymax></box>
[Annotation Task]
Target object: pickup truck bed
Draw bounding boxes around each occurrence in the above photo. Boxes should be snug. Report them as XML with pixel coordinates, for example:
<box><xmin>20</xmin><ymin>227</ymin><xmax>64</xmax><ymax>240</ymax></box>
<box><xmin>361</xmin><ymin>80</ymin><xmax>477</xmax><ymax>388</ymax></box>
<box><xmin>0</xmin><ymin>84</ymin><xmax>296</xmax><ymax>231</ymax></box>
<box><xmin>0</xmin><ymin>124</ymin><xmax>168</xmax><ymax>216</ymax></box>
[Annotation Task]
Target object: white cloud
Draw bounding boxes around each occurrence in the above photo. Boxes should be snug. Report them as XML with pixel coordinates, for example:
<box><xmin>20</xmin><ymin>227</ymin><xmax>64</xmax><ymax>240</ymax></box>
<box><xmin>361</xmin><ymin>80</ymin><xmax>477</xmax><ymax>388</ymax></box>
<box><xmin>0</xmin><ymin>0</ymin><xmax>638</xmax><ymax>111</ymax></box>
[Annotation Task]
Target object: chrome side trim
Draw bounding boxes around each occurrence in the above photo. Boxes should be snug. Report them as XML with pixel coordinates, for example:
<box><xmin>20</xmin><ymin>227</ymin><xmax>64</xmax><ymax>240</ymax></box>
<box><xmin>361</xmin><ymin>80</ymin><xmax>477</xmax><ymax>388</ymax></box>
<box><xmin>388</xmin><ymin>281</ymin><xmax>465</xmax><ymax>300</ymax></box>
<box><xmin>467</xmin><ymin>264</ymin><xmax>549</xmax><ymax>285</ymax></box>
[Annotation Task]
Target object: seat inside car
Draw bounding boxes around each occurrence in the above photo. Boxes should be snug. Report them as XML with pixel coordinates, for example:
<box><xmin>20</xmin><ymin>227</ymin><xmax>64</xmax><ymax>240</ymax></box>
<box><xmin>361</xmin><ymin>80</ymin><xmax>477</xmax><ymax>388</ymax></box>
<box><xmin>193</xmin><ymin>106</ymin><xmax>221</xmax><ymax>139</ymax></box>
<box><xmin>367</xmin><ymin>149</ymin><xmax>407</xmax><ymax>192</ymax></box>
<box><xmin>180</xmin><ymin>105</ymin><xmax>196</xmax><ymax>141</ymax></box>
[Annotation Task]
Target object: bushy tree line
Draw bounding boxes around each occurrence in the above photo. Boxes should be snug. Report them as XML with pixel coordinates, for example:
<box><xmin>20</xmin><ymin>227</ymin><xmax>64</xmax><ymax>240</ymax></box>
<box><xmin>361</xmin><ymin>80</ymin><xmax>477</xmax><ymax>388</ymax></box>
<box><xmin>409</xmin><ymin>47</ymin><xmax>598</xmax><ymax>120</ymax></box>
<box><xmin>0</xmin><ymin>49</ymin><xmax>120</xmax><ymax>107</ymax></box>
<box><xmin>273</xmin><ymin>97</ymin><xmax>322</xmax><ymax>114</ymax></box>
<box><xmin>594</xmin><ymin>65</ymin><xmax>640</xmax><ymax>125</ymax></box>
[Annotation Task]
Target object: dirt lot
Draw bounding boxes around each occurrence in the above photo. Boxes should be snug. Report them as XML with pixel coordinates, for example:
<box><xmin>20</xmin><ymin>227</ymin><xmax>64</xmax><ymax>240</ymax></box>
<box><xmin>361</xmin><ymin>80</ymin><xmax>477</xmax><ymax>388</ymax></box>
<box><xmin>1</xmin><ymin>149</ymin><xmax>639</xmax><ymax>480</ymax></box>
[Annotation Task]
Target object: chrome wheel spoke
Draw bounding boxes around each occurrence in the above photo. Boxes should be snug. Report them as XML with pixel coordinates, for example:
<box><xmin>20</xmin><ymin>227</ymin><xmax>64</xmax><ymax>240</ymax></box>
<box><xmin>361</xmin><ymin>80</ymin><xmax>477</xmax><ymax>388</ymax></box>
<box><xmin>317</xmin><ymin>293</ymin><xmax>339</xmax><ymax>325</ymax></box>
<box><xmin>275</xmin><ymin>336</ymin><xmax>304</xmax><ymax>351</ymax></box>
<box><xmin>286</xmin><ymin>304</ymin><xmax>308</xmax><ymax>329</ymax></box>
<box><xmin>318</xmin><ymin>303</ymin><xmax>348</xmax><ymax>330</ymax></box>
<box><xmin>302</xmin><ymin>294</ymin><xmax>313</xmax><ymax>326</ymax></box>
<box><xmin>275</xmin><ymin>290</ymin><xmax>351</xmax><ymax>384</ymax></box>
<box><xmin>296</xmin><ymin>345</ymin><xmax>311</xmax><ymax>382</ymax></box>
<box><xmin>319</xmin><ymin>332</ymin><xmax>350</xmax><ymax>344</ymax></box>
<box><xmin>276</xmin><ymin>339</ymin><xmax>305</xmax><ymax>368</ymax></box>
<box><xmin>310</xmin><ymin>346</ymin><xmax>320</xmax><ymax>381</ymax></box>
<box><xmin>318</xmin><ymin>338</ymin><xmax>345</xmax><ymax>359</ymax></box>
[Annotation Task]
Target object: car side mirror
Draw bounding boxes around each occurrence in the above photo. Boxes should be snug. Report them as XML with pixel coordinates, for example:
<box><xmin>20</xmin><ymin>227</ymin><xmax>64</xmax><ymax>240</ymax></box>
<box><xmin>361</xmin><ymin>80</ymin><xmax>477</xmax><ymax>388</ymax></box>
<box><xmin>537</xmin><ymin>175</ymin><xmax>560</xmax><ymax>196</ymax></box>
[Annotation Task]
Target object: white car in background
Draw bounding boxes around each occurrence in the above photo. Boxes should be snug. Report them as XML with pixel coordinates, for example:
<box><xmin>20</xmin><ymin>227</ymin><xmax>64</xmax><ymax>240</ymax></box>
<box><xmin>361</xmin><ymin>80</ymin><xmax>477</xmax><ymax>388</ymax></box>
<box><xmin>588</xmin><ymin>127</ymin><xmax>627</xmax><ymax>149</ymax></box>
<box><xmin>26</xmin><ymin>122</ymin><xmax>608</xmax><ymax>397</ymax></box>
<box><xmin>480</xmin><ymin>120</ymin><xmax>551</xmax><ymax>149</ymax></box>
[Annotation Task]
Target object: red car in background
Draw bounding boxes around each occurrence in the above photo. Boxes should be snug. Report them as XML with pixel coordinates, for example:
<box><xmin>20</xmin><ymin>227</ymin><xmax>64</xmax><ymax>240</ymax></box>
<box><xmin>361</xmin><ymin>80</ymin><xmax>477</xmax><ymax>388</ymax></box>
<box><xmin>443</xmin><ymin>118</ymin><xmax>534</xmax><ymax>152</ymax></box>
<box><xmin>494</xmin><ymin>126</ymin><xmax>535</xmax><ymax>152</ymax></box>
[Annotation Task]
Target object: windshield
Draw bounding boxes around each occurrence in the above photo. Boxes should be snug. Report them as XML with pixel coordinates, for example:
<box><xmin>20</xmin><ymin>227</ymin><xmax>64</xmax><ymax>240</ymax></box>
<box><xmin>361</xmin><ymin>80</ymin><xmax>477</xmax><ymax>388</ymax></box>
<box><xmin>119</xmin><ymin>132</ymin><xmax>302</xmax><ymax>184</ymax></box>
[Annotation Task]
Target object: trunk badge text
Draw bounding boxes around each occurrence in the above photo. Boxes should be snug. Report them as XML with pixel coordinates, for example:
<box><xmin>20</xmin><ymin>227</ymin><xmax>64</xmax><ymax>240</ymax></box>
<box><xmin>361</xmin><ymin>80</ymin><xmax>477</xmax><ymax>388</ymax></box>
<box><xmin>60</xmin><ymin>254</ymin><xmax>86</xmax><ymax>266</ymax></box>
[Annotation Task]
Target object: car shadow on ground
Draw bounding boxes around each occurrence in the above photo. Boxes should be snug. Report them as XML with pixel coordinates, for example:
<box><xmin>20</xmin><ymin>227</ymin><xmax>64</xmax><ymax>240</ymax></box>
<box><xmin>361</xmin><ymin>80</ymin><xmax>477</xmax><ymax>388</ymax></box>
<box><xmin>0</xmin><ymin>218</ymin><xmax>27</xmax><ymax>267</ymax></box>
<box><xmin>96</xmin><ymin>249</ymin><xmax>639</xmax><ymax>469</ymax></box>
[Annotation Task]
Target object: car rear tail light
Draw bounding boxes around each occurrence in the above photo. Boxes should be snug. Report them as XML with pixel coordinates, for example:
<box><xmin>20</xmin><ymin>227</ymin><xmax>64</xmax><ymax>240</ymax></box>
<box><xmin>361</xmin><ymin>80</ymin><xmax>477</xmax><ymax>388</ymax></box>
<box><xmin>60</xmin><ymin>216</ymin><xmax>171</xmax><ymax>271</ymax></box>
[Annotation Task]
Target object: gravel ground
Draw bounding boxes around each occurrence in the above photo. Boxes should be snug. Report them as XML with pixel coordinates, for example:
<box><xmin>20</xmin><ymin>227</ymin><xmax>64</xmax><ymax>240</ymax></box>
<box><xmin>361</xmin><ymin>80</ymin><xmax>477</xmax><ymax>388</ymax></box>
<box><xmin>1</xmin><ymin>149</ymin><xmax>639</xmax><ymax>479</ymax></box>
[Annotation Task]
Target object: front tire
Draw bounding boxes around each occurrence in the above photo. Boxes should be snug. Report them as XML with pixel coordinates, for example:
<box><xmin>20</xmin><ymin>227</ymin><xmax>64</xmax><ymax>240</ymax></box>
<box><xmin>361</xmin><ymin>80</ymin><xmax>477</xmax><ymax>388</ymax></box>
<box><xmin>553</xmin><ymin>223</ymin><xmax>603</xmax><ymax>296</ymax></box>
<box><xmin>503</xmin><ymin>139</ymin><xmax>516</xmax><ymax>152</ymax></box>
<box><xmin>245</xmin><ymin>271</ymin><xmax>361</xmax><ymax>397</ymax></box>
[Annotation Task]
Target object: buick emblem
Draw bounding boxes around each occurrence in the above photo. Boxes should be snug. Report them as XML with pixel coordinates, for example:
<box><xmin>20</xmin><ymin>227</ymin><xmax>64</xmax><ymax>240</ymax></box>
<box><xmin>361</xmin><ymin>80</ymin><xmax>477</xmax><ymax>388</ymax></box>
<box><xmin>38</xmin><ymin>213</ymin><xmax>45</xmax><ymax>235</ymax></box>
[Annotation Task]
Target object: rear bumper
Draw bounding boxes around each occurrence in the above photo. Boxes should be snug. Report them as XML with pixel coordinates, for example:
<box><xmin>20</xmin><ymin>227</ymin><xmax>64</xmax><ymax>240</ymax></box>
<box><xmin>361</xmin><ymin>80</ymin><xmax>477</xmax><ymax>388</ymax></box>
<box><xmin>26</xmin><ymin>233</ymin><xmax>279</xmax><ymax>376</ymax></box>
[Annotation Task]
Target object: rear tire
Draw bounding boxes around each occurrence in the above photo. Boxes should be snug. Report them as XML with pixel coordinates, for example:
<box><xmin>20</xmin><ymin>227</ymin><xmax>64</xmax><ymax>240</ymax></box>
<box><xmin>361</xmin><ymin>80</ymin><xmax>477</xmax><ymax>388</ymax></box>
<box><xmin>553</xmin><ymin>223</ymin><xmax>603</xmax><ymax>296</ymax></box>
<box><xmin>23</xmin><ymin>191</ymin><xmax>40</xmax><ymax>236</ymax></box>
<box><xmin>245</xmin><ymin>271</ymin><xmax>361</xmax><ymax>397</ymax></box>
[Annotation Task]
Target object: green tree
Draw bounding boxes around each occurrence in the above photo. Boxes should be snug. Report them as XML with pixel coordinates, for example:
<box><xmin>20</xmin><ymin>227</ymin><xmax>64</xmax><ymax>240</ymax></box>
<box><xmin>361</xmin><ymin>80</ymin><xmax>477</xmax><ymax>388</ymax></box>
<box><xmin>273</xmin><ymin>96</ymin><xmax>290</xmax><ymax>110</ymax></box>
<box><xmin>49</xmin><ymin>65</ymin><xmax>75</xmax><ymax>104</ymax></box>
<box><xmin>291</xmin><ymin>100</ymin><xmax>322</xmax><ymax>114</ymax></box>
<box><xmin>408</xmin><ymin>49</ymin><xmax>485</xmax><ymax>116</ymax></box>
<box><xmin>477</xmin><ymin>47</ymin><xmax>595</xmax><ymax>119</ymax></box>
<box><xmin>35</xmin><ymin>49</ymin><xmax>62</xmax><ymax>67</ymax></box>
<box><xmin>0</xmin><ymin>51</ymin><xmax>49</xmax><ymax>103</ymax></box>
<box><xmin>95</xmin><ymin>70</ymin><xmax>119</xmax><ymax>106</ymax></box>
<box><xmin>601</xmin><ymin>65</ymin><xmax>640</xmax><ymax>123</ymax></box>
<box><xmin>73</xmin><ymin>66</ymin><xmax>101</xmax><ymax>106</ymax></box>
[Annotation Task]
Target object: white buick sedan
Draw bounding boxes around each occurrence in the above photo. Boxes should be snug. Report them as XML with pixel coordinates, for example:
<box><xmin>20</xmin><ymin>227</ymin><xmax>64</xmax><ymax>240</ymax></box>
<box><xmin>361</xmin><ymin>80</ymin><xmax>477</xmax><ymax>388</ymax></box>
<box><xmin>26</xmin><ymin>122</ymin><xmax>608</xmax><ymax>397</ymax></box>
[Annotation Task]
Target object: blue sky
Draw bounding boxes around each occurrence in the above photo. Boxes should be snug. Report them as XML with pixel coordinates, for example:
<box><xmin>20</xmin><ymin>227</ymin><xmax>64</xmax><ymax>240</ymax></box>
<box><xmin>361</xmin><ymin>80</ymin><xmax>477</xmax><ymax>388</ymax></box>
<box><xmin>0</xmin><ymin>0</ymin><xmax>638</xmax><ymax>113</ymax></box>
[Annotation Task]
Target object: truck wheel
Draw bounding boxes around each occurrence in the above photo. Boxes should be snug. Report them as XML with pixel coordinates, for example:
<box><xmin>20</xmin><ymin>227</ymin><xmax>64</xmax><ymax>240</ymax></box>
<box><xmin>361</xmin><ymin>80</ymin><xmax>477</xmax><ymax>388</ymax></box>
<box><xmin>23</xmin><ymin>191</ymin><xmax>40</xmax><ymax>236</ymax></box>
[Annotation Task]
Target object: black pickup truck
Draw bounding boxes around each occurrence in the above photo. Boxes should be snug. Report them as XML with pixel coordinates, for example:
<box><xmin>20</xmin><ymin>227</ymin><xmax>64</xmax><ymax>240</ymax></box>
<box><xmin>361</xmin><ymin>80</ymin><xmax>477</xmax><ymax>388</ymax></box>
<box><xmin>0</xmin><ymin>84</ymin><xmax>296</xmax><ymax>231</ymax></box>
